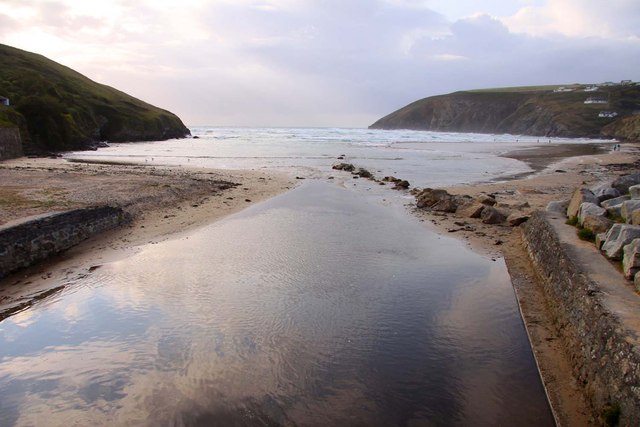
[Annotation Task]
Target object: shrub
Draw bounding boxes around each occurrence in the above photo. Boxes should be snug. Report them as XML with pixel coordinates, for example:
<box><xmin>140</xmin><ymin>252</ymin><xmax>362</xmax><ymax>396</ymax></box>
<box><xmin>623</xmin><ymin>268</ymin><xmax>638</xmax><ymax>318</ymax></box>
<box><xmin>566</xmin><ymin>216</ymin><xmax>579</xmax><ymax>226</ymax></box>
<box><xmin>578</xmin><ymin>228</ymin><xmax>596</xmax><ymax>242</ymax></box>
<box><xmin>602</xmin><ymin>403</ymin><xmax>620</xmax><ymax>426</ymax></box>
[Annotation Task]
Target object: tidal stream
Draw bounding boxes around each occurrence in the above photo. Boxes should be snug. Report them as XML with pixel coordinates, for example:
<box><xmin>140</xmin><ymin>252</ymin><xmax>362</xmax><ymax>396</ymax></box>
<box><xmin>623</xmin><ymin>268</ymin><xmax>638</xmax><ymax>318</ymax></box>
<box><xmin>0</xmin><ymin>182</ymin><xmax>553</xmax><ymax>426</ymax></box>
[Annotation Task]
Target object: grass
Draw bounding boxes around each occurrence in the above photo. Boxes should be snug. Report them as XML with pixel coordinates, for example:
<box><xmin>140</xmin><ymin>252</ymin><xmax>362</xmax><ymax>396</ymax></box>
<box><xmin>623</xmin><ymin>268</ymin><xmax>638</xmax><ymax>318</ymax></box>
<box><xmin>577</xmin><ymin>228</ymin><xmax>596</xmax><ymax>242</ymax></box>
<box><xmin>566</xmin><ymin>216</ymin><xmax>579</xmax><ymax>226</ymax></box>
<box><xmin>0</xmin><ymin>43</ymin><xmax>189</xmax><ymax>152</ymax></box>
<box><xmin>466</xmin><ymin>84</ymin><xmax>572</xmax><ymax>93</ymax></box>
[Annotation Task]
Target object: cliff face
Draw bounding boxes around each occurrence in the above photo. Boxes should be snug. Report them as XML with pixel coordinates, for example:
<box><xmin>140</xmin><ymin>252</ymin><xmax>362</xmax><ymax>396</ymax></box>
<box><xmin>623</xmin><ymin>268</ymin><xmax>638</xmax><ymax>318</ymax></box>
<box><xmin>0</xmin><ymin>44</ymin><xmax>190</xmax><ymax>153</ymax></box>
<box><xmin>370</xmin><ymin>86</ymin><xmax>640</xmax><ymax>140</ymax></box>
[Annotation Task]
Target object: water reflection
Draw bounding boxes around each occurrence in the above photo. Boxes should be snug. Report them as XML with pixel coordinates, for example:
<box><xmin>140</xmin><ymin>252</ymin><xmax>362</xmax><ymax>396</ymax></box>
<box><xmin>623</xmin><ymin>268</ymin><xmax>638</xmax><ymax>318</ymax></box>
<box><xmin>0</xmin><ymin>182</ymin><xmax>553</xmax><ymax>426</ymax></box>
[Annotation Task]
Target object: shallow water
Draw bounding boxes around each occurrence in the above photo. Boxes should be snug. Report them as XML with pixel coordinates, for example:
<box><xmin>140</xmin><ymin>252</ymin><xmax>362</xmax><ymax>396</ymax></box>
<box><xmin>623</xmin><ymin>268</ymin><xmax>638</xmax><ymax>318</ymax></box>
<box><xmin>67</xmin><ymin>127</ymin><xmax>611</xmax><ymax>187</ymax></box>
<box><xmin>0</xmin><ymin>182</ymin><xmax>553</xmax><ymax>426</ymax></box>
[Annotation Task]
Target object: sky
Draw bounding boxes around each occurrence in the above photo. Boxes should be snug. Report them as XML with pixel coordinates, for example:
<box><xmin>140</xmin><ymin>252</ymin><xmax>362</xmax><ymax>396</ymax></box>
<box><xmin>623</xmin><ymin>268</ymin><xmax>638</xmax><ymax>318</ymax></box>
<box><xmin>1</xmin><ymin>0</ymin><xmax>639</xmax><ymax>127</ymax></box>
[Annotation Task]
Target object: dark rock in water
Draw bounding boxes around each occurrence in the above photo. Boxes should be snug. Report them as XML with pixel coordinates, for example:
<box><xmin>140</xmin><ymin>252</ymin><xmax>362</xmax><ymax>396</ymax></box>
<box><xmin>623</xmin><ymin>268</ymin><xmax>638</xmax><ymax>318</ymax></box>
<box><xmin>415</xmin><ymin>188</ymin><xmax>451</xmax><ymax>209</ymax></box>
<box><xmin>356</xmin><ymin>168</ymin><xmax>373</xmax><ymax>179</ymax></box>
<box><xmin>337</xmin><ymin>156</ymin><xmax>345</xmax><ymax>160</ymax></box>
<box><xmin>612</xmin><ymin>173</ymin><xmax>640</xmax><ymax>194</ymax></box>
<box><xmin>192</xmin><ymin>136</ymin><xmax>200</xmax><ymax>139</ymax></box>
<box><xmin>555</xmin><ymin>169</ymin><xmax>566</xmax><ymax>173</ymax></box>
<box><xmin>332</xmin><ymin>163</ymin><xmax>355</xmax><ymax>172</ymax></box>
<box><xmin>481</xmin><ymin>206</ymin><xmax>507</xmax><ymax>224</ymax></box>
<box><xmin>296</xmin><ymin>176</ymin><xmax>306</xmax><ymax>180</ymax></box>
<box><xmin>394</xmin><ymin>180</ymin><xmax>410</xmax><ymax>189</ymax></box>
<box><xmin>383</xmin><ymin>176</ymin><xmax>401</xmax><ymax>183</ymax></box>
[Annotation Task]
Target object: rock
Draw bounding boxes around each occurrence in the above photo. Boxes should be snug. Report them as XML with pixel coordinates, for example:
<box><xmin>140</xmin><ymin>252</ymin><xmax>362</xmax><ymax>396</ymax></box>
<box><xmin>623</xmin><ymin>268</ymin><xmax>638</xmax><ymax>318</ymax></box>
<box><xmin>432</xmin><ymin>198</ymin><xmax>459</xmax><ymax>213</ymax></box>
<box><xmin>621</xmin><ymin>200</ymin><xmax>640</xmax><ymax>223</ymax></box>
<box><xmin>630</xmin><ymin>184</ymin><xmax>640</xmax><ymax>199</ymax></box>
<box><xmin>458</xmin><ymin>202</ymin><xmax>485</xmax><ymax>218</ymax></box>
<box><xmin>592</xmin><ymin>184</ymin><xmax>621</xmax><ymax>203</ymax></box>
<box><xmin>623</xmin><ymin>239</ymin><xmax>640</xmax><ymax>278</ymax></box>
<box><xmin>632</xmin><ymin>210</ymin><xmax>640</xmax><ymax>225</ymax></box>
<box><xmin>582</xmin><ymin>215</ymin><xmax>614</xmax><ymax>234</ymax></box>
<box><xmin>601</xmin><ymin>195</ymin><xmax>630</xmax><ymax>208</ymax></box>
<box><xmin>507</xmin><ymin>213</ymin><xmax>530</xmax><ymax>226</ymax></box>
<box><xmin>635</xmin><ymin>271</ymin><xmax>640</xmax><ymax>292</ymax></box>
<box><xmin>416</xmin><ymin>188</ymin><xmax>452</xmax><ymax>209</ymax></box>
<box><xmin>612</xmin><ymin>173</ymin><xmax>640</xmax><ymax>194</ymax></box>
<box><xmin>578</xmin><ymin>202</ymin><xmax>607</xmax><ymax>226</ymax></box>
<box><xmin>394</xmin><ymin>180</ymin><xmax>410</xmax><ymax>189</ymax></box>
<box><xmin>601</xmin><ymin>224</ymin><xmax>640</xmax><ymax>260</ymax></box>
<box><xmin>332</xmin><ymin>163</ymin><xmax>355</xmax><ymax>172</ymax></box>
<box><xmin>476</xmin><ymin>194</ymin><xmax>496</xmax><ymax>206</ymax></box>
<box><xmin>567</xmin><ymin>188</ymin><xmax>598</xmax><ymax>218</ymax></box>
<box><xmin>383</xmin><ymin>176</ymin><xmax>400</xmax><ymax>183</ymax></box>
<box><xmin>595</xmin><ymin>232</ymin><xmax>607</xmax><ymax>250</ymax></box>
<box><xmin>356</xmin><ymin>168</ymin><xmax>373</xmax><ymax>178</ymax></box>
<box><xmin>481</xmin><ymin>206</ymin><xmax>507</xmax><ymax>224</ymax></box>
<box><xmin>546</xmin><ymin>200</ymin><xmax>569</xmax><ymax>214</ymax></box>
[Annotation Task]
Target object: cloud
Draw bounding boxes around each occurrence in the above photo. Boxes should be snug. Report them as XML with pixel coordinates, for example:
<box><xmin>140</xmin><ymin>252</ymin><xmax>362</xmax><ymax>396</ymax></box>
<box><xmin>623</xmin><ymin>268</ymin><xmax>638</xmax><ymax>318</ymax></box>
<box><xmin>0</xmin><ymin>0</ymin><xmax>638</xmax><ymax>126</ymax></box>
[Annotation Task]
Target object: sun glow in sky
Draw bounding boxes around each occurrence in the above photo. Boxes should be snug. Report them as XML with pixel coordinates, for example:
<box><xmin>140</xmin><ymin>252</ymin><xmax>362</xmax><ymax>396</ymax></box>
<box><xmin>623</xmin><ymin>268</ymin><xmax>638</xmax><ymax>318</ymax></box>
<box><xmin>1</xmin><ymin>0</ymin><xmax>638</xmax><ymax>127</ymax></box>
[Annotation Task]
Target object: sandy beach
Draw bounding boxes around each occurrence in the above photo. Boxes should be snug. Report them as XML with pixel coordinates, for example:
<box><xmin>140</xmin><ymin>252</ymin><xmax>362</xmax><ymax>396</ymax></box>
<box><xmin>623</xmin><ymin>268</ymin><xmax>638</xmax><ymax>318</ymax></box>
<box><xmin>1</xmin><ymin>142</ymin><xmax>639</xmax><ymax>425</ymax></box>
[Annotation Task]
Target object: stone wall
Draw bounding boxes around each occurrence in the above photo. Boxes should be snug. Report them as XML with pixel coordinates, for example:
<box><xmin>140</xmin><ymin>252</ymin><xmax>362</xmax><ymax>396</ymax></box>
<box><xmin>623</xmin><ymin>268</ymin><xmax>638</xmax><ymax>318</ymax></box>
<box><xmin>0</xmin><ymin>128</ymin><xmax>23</xmax><ymax>160</ymax></box>
<box><xmin>522</xmin><ymin>211</ymin><xmax>640</xmax><ymax>424</ymax></box>
<box><xmin>0</xmin><ymin>207</ymin><xmax>130</xmax><ymax>279</ymax></box>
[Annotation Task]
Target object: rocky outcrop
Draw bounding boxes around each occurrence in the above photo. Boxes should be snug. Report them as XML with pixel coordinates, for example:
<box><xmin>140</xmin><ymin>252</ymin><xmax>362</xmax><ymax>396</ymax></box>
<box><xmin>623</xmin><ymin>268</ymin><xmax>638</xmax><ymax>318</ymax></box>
<box><xmin>0</xmin><ymin>127</ymin><xmax>23</xmax><ymax>160</ymax></box>
<box><xmin>370</xmin><ymin>85</ymin><xmax>640</xmax><ymax>139</ymax></box>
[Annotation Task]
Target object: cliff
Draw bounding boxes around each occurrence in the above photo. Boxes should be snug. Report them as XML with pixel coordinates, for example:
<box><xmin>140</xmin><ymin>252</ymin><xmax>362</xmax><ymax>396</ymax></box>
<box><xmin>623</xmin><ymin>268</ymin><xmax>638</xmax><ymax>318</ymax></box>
<box><xmin>370</xmin><ymin>85</ymin><xmax>640</xmax><ymax>140</ymax></box>
<box><xmin>0</xmin><ymin>44</ymin><xmax>190</xmax><ymax>153</ymax></box>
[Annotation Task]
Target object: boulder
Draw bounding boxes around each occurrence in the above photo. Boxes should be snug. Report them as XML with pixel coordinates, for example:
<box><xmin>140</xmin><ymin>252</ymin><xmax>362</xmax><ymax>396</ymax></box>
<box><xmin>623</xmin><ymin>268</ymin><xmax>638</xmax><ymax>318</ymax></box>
<box><xmin>476</xmin><ymin>194</ymin><xmax>496</xmax><ymax>206</ymax></box>
<box><xmin>601</xmin><ymin>195</ymin><xmax>630</xmax><ymax>208</ymax></box>
<box><xmin>481</xmin><ymin>206</ymin><xmax>507</xmax><ymax>224</ymax></box>
<box><xmin>356</xmin><ymin>168</ymin><xmax>373</xmax><ymax>178</ymax></box>
<box><xmin>582</xmin><ymin>215</ymin><xmax>614</xmax><ymax>234</ymax></box>
<box><xmin>458</xmin><ymin>202</ymin><xmax>485</xmax><ymax>219</ymax></box>
<box><xmin>612</xmin><ymin>173</ymin><xmax>640</xmax><ymax>194</ymax></box>
<box><xmin>567</xmin><ymin>188</ymin><xmax>598</xmax><ymax>218</ymax></box>
<box><xmin>416</xmin><ymin>188</ymin><xmax>452</xmax><ymax>209</ymax></box>
<box><xmin>623</xmin><ymin>239</ymin><xmax>640</xmax><ymax>279</ymax></box>
<box><xmin>578</xmin><ymin>202</ymin><xmax>607</xmax><ymax>226</ymax></box>
<box><xmin>507</xmin><ymin>213</ymin><xmax>530</xmax><ymax>227</ymax></box>
<box><xmin>546</xmin><ymin>200</ymin><xmax>569</xmax><ymax>214</ymax></box>
<box><xmin>630</xmin><ymin>184</ymin><xmax>640</xmax><ymax>199</ymax></box>
<box><xmin>394</xmin><ymin>180</ymin><xmax>410</xmax><ymax>189</ymax></box>
<box><xmin>595</xmin><ymin>232</ymin><xmax>608</xmax><ymax>250</ymax></box>
<box><xmin>432</xmin><ymin>198</ymin><xmax>459</xmax><ymax>213</ymax></box>
<box><xmin>601</xmin><ymin>224</ymin><xmax>640</xmax><ymax>260</ymax></box>
<box><xmin>635</xmin><ymin>271</ymin><xmax>640</xmax><ymax>292</ymax></box>
<box><xmin>591</xmin><ymin>183</ymin><xmax>621</xmax><ymax>203</ymax></box>
<box><xmin>332</xmin><ymin>163</ymin><xmax>355</xmax><ymax>172</ymax></box>
<box><xmin>632</xmin><ymin>210</ymin><xmax>640</xmax><ymax>226</ymax></box>
<box><xmin>621</xmin><ymin>200</ymin><xmax>640</xmax><ymax>223</ymax></box>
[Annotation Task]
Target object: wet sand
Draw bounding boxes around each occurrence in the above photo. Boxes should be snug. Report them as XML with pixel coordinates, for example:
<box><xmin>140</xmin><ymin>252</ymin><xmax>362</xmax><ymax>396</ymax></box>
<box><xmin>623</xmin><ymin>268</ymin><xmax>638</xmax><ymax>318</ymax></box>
<box><xmin>412</xmin><ymin>141</ymin><xmax>640</xmax><ymax>426</ymax></box>
<box><xmin>0</xmin><ymin>158</ymin><xmax>295</xmax><ymax>310</ymax></box>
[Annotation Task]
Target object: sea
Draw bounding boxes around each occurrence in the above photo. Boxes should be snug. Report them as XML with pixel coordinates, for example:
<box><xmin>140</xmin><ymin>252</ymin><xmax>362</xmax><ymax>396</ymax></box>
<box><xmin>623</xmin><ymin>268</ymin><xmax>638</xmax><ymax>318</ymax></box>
<box><xmin>0</xmin><ymin>127</ymin><xmax>613</xmax><ymax>426</ymax></box>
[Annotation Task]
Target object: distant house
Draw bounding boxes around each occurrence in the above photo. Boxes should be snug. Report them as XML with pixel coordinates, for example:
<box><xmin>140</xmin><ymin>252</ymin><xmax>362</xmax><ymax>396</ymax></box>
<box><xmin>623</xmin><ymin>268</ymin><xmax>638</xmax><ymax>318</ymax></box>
<box><xmin>621</xmin><ymin>80</ymin><xmax>632</xmax><ymax>85</ymax></box>
<box><xmin>0</xmin><ymin>96</ymin><xmax>8</xmax><ymax>107</ymax></box>
<box><xmin>598</xmin><ymin>111</ymin><xmax>618</xmax><ymax>118</ymax></box>
<box><xmin>600</xmin><ymin>81</ymin><xmax>616</xmax><ymax>87</ymax></box>
<box><xmin>553</xmin><ymin>87</ymin><xmax>575</xmax><ymax>92</ymax></box>
<box><xmin>585</xmin><ymin>97</ymin><xmax>607</xmax><ymax>104</ymax></box>
<box><xmin>583</xmin><ymin>86</ymin><xmax>599</xmax><ymax>92</ymax></box>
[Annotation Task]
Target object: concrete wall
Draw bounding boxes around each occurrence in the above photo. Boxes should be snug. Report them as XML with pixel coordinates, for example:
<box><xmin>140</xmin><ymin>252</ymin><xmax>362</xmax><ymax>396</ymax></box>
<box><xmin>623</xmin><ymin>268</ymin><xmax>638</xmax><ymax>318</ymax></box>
<box><xmin>0</xmin><ymin>207</ymin><xmax>130</xmax><ymax>278</ymax></box>
<box><xmin>523</xmin><ymin>211</ymin><xmax>640</xmax><ymax>424</ymax></box>
<box><xmin>0</xmin><ymin>128</ymin><xmax>23</xmax><ymax>160</ymax></box>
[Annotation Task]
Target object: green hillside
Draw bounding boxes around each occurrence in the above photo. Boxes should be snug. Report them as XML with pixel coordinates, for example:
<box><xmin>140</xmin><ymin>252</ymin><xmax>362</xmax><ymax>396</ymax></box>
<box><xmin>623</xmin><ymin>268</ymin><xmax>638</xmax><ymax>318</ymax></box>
<box><xmin>0</xmin><ymin>44</ymin><xmax>189</xmax><ymax>153</ymax></box>
<box><xmin>370</xmin><ymin>84</ymin><xmax>640</xmax><ymax>140</ymax></box>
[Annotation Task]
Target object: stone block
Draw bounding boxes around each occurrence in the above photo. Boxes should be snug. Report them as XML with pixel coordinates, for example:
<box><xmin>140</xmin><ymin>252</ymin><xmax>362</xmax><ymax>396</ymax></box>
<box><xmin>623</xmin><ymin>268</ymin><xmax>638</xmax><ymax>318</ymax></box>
<box><xmin>578</xmin><ymin>202</ymin><xmax>606</xmax><ymax>226</ymax></box>
<box><xmin>623</xmin><ymin>239</ymin><xmax>640</xmax><ymax>279</ymax></box>
<box><xmin>591</xmin><ymin>183</ymin><xmax>621</xmax><ymax>203</ymax></box>
<box><xmin>635</xmin><ymin>271</ymin><xmax>640</xmax><ymax>292</ymax></box>
<box><xmin>630</xmin><ymin>184</ymin><xmax>640</xmax><ymax>199</ymax></box>
<box><xmin>601</xmin><ymin>195</ymin><xmax>630</xmax><ymax>208</ymax></box>
<box><xmin>601</xmin><ymin>223</ymin><xmax>640</xmax><ymax>260</ymax></box>
<box><xmin>612</xmin><ymin>173</ymin><xmax>640</xmax><ymax>194</ymax></box>
<box><xmin>621</xmin><ymin>200</ymin><xmax>640</xmax><ymax>223</ymax></box>
<box><xmin>632</xmin><ymin>210</ymin><xmax>640</xmax><ymax>226</ymax></box>
<box><xmin>582</xmin><ymin>215</ymin><xmax>614</xmax><ymax>234</ymax></box>
<box><xmin>507</xmin><ymin>213</ymin><xmax>529</xmax><ymax>227</ymax></box>
<box><xmin>458</xmin><ymin>202</ymin><xmax>485</xmax><ymax>218</ymax></box>
<box><xmin>595</xmin><ymin>232</ymin><xmax>607</xmax><ymax>249</ymax></box>
<box><xmin>567</xmin><ymin>188</ymin><xmax>597</xmax><ymax>218</ymax></box>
